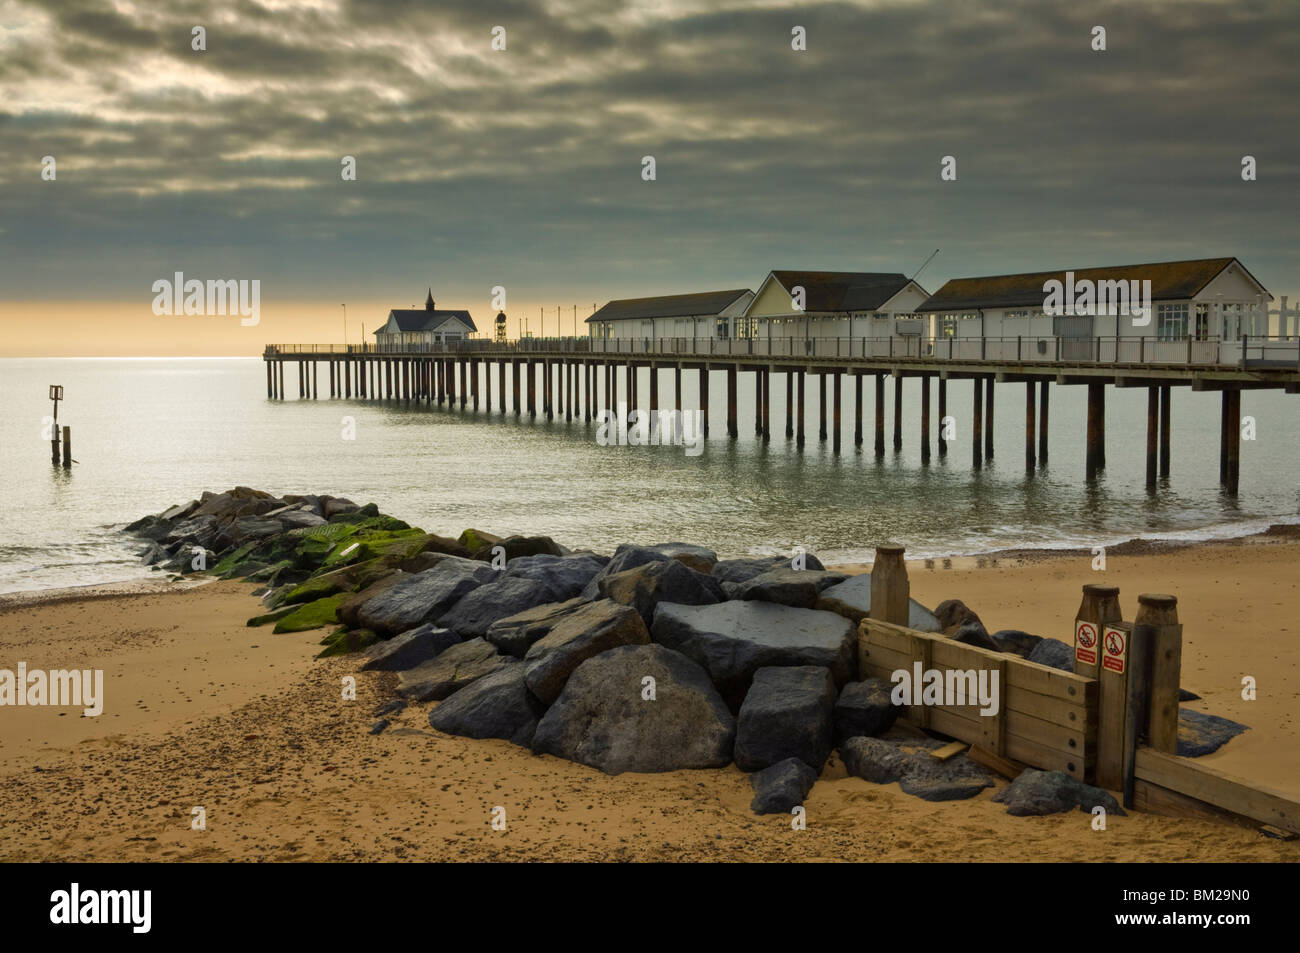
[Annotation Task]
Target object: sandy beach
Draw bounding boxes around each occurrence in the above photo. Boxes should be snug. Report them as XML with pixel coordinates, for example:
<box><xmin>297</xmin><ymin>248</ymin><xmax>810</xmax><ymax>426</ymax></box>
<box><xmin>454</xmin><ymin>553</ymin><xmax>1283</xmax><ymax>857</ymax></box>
<box><xmin>1</xmin><ymin>539</ymin><xmax>1297</xmax><ymax>862</ymax></box>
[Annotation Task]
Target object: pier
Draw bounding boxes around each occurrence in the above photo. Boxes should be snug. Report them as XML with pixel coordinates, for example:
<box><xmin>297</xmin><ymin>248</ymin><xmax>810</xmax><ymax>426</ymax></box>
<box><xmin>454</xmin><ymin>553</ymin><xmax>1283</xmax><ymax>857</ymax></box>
<box><xmin>263</xmin><ymin>335</ymin><xmax>1300</xmax><ymax>495</ymax></box>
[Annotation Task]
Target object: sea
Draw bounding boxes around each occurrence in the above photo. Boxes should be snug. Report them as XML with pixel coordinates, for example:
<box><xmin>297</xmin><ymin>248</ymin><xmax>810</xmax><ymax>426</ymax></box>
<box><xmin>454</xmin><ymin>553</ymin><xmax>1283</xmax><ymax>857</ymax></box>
<box><xmin>1</xmin><ymin>356</ymin><xmax>1297</xmax><ymax>595</ymax></box>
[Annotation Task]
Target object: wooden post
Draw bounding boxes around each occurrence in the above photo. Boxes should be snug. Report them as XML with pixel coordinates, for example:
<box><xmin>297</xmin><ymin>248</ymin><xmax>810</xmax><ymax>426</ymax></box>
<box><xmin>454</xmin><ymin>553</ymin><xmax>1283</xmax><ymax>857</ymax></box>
<box><xmin>266</xmin><ymin>361</ymin><xmax>273</xmax><ymax>398</ymax></box>
<box><xmin>761</xmin><ymin>368</ymin><xmax>771</xmax><ymax>441</ymax></box>
<box><xmin>527</xmin><ymin>361</ymin><xmax>536</xmax><ymax>417</ymax></box>
<box><xmin>700</xmin><ymin>366</ymin><xmax>709</xmax><ymax>437</ymax></box>
<box><xmin>1137</xmin><ymin>593</ymin><xmax>1182</xmax><ymax>755</ymax></box>
<box><xmin>854</xmin><ymin>373</ymin><xmax>863</xmax><ymax>447</ymax></box>
<box><xmin>785</xmin><ymin>371</ymin><xmax>794</xmax><ymax>438</ymax></box>
<box><xmin>938</xmin><ymin>377</ymin><xmax>947</xmax><ymax>457</ymax></box>
<box><xmin>832</xmin><ymin>371</ymin><xmax>842</xmax><ymax>454</ymax></box>
<box><xmin>1146</xmin><ymin>386</ymin><xmax>1159</xmax><ymax>488</ymax></box>
<box><xmin>818</xmin><ymin>372</ymin><xmax>827</xmax><ymax>441</ymax></box>
<box><xmin>1038</xmin><ymin>379</ymin><xmax>1049</xmax><ymax>465</ymax></box>
<box><xmin>892</xmin><ymin>375</ymin><xmax>902</xmax><ymax>451</ymax></box>
<box><xmin>869</xmin><ymin>544</ymin><xmax>909</xmax><ymax>626</ymax></box>
<box><xmin>972</xmin><ymin>378</ymin><xmax>983</xmax><ymax>469</ymax></box>
<box><xmin>1086</xmin><ymin>382</ymin><xmax>1104</xmax><ymax>480</ymax></box>
<box><xmin>874</xmin><ymin>374</ymin><xmax>885</xmax><ymax>455</ymax></box>
<box><xmin>984</xmin><ymin>376</ymin><xmax>994</xmax><ymax>459</ymax></box>
<box><xmin>1221</xmin><ymin>389</ymin><xmax>1240</xmax><ymax>494</ymax></box>
<box><xmin>1073</xmin><ymin>584</ymin><xmax>1122</xmax><ymax>681</ymax></box>
<box><xmin>675</xmin><ymin>365</ymin><xmax>682</xmax><ymax>419</ymax></box>
<box><xmin>650</xmin><ymin>364</ymin><xmax>659</xmax><ymax>423</ymax></box>
<box><xmin>1121</xmin><ymin>622</ymin><xmax>1153</xmax><ymax>809</ymax></box>
<box><xmin>1025</xmin><ymin>380</ymin><xmax>1036</xmax><ymax>470</ymax></box>
<box><xmin>920</xmin><ymin>375</ymin><xmax>931</xmax><ymax>463</ymax></box>
<box><xmin>1097</xmin><ymin>619</ymin><xmax>1133</xmax><ymax>790</ymax></box>
<box><xmin>796</xmin><ymin>370</ymin><xmax>806</xmax><ymax>447</ymax></box>
<box><xmin>61</xmin><ymin>426</ymin><xmax>71</xmax><ymax>468</ymax></box>
<box><xmin>1159</xmin><ymin>385</ymin><xmax>1171</xmax><ymax>477</ymax></box>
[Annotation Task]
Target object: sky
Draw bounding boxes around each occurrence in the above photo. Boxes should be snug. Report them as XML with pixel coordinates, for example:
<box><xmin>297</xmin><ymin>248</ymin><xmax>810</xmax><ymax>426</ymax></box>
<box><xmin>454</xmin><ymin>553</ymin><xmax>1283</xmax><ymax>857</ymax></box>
<box><xmin>1</xmin><ymin>0</ymin><xmax>1297</xmax><ymax>356</ymax></box>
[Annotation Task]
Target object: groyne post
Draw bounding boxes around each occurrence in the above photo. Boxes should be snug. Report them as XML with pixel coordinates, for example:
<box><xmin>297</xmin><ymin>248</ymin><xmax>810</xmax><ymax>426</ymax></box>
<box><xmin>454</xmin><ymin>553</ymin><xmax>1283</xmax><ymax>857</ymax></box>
<box><xmin>1072</xmin><ymin>583</ymin><xmax>1122</xmax><ymax>681</ymax></box>
<box><xmin>869</xmin><ymin>543</ymin><xmax>909</xmax><ymax>626</ymax></box>
<box><xmin>1137</xmin><ymin>594</ymin><xmax>1182</xmax><ymax>755</ymax></box>
<box><xmin>1097</xmin><ymin>618</ymin><xmax>1133</xmax><ymax>790</ymax></box>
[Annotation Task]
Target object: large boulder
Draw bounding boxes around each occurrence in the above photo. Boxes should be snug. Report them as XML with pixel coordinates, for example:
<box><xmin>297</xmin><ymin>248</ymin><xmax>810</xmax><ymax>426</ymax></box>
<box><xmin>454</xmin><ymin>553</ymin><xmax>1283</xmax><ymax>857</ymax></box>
<box><xmin>395</xmin><ymin>638</ymin><xmax>509</xmax><ymax>701</ymax></box>
<box><xmin>840</xmin><ymin>735</ymin><xmax>995</xmax><ymax>802</ymax></box>
<box><xmin>524</xmin><ymin>600</ymin><xmax>651</xmax><ymax>704</ymax></box>
<box><xmin>833</xmin><ymin>677</ymin><xmax>898</xmax><ymax>742</ymax></box>
<box><xmin>815</xmin><ymin>573</ymin><xmax>942</xmax><ymax>631</ymax></box>
<box><xmin>437</xmin><ymin>575</ymin><xmax>563</xmax><ymax>639</ymax></box>
<box><xmin>485</xmin><ymin>597</ymin><xmax>588</xmax><ymax>658</ymax></box>
<box><xmin>579</xmin><ymin>544</ymin><xmax>671</xmax><ymax>599</ymax></box>
<box><xmin>750</xmin><ymin>758</ymin><xmax>819</xmax><ymax>815</ymax></box>
<box><xmin>488</xmin><ymin>535</ymin><xmax>565</xmax><ymax>560</ymax></box>
<box><xmin>728</xmin><ymin>567</ymin><xmax>848</xmax><ymax>608</ymax></box>
<box><xmin>990</xmin><ymin>629</ymin><xmax>1043</xmax><ymax>657</ymax></box>
<box><xmin>357</xmin><ymin>558</ymin><xmax>496</xmax><ymax>636</ymax></box>
<box><xmin>734</xmin><ymin>666</ymin><xmax>837</xmax><ymax>772</ymax></box>
<box><xmin>427</xmin><ymin>663</ymin><xmax>544</xmax><ymax>747</ymax></box>
<box><xmin>360</xmin><ymin>624</ymin><xmax>460</xmax><ymax>672</ymax></box>
<box><xmin>1178</xmin><ymin>709</ymin><xmax>1248</xmax><ymax>757</ymax></box>
<box><xmin>948</xmin><ymin>620</ymin><xmax>1000</xmax><ymax>652</ymax></box>
<box><xmin>933</xmin><ymin>598</ymin><xmax>983</xmax><ymax>631</ymax></box>
<box><xmin>993</xmin><ymin>769</ymin><xmax>1125</xmax><ymax>817</ymax></box>
<box><xmin>711</xmin><ymin>555</ymin><xmax>825</xmax><ymax>585</ymax></box>
<box><xmin>645</xmin><ymin>542</ymin><xmax>717</xmax><ymax>574</ymax></box>
<box><xmin>651</xmin><ymin>601</ymin><xmax>856</xmax><ymax>709</ymax></box>
<box><xmin>502</xmin><ymin>553</ymin><xmax>605</xmax><ymax>600</ymax></box>
<box><xmin>597</xmin><ymin>558</ymin><xmax>723</xmax><ymax>628</ymax></box>
<box><xmin>531</xmin><ymin>644</ymin><xmax>735</xmax><ymax>774</ymax></box>
<box><xmin>1027</xmin><ymin>638</ymin><xmax>1074</xmax><ymax>672</ymax></box>
<box><xmin>337</xmin><ymin>570</ymin><xmax>408</xmax><ymax>628</ymax></box>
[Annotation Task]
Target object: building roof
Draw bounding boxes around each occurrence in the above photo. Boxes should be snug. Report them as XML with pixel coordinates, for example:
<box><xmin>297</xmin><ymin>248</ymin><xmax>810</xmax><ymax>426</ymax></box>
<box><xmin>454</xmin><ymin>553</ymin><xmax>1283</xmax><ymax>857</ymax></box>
<box><xmin>915</xmin><ymin>258</ymin><xmax>1267</xmax><ymax>313</ymax></box>
<box><xmin>766</xmin><ymin>271</ymin><xmax>916</xmax><ymax>312</ymax></box>
<box><xmin>586</xmin><ymin>289</ymin><xmax>752</xmax><ymax>323</ymax></box>
<box><xmin>376</xmin><ymin>309</ymin><xmax>477</xmax><ymax>334</ymax></box>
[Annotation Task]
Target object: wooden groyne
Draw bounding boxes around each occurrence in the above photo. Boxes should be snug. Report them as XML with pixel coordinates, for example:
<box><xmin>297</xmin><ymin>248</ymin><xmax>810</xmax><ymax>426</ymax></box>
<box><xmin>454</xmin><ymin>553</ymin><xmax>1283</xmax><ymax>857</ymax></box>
<box><xmin>263</xmin><ymin>337</ymin><xmax>1300</xmax><ymax>494</ymax></box>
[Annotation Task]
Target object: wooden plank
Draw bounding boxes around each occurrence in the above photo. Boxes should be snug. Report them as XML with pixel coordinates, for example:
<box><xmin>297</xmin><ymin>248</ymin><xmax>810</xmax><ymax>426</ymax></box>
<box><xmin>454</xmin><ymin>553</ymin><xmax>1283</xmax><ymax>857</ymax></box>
<box><xmin>1133</xmin><ymin>779</ymin><xmax>1259</xmax><ymax>832</ymax></box>
<box><xmin>968</xmin><ymin>744</ymin><xmax>1027</xmax><ymax>780</ymax></box>
<box><xmin>924</xmin><ymin>708</ymin><xmax>1091</xmax><ymax>780</ymax></box>
<box><xmin>909</xmin><ymin>632</ymin><xmax>932</xmax><ymax>730</ymax></box>
<box><xmin>1135</xmin><ymin>747</ymin><xmax>1300</xmax><ymax>834</ymax></box>
<box><xmin>930</xmin><ymin>741</ymin><xmax>968</xmax><ymax>761</ymax></box>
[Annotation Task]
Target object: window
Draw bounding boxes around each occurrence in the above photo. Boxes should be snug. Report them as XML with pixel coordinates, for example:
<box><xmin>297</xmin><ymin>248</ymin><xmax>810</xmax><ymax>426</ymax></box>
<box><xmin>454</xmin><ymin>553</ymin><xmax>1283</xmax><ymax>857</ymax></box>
<box><xmin>1194</xmin><ymin>304</ymin><xmax>1210</xmax><ymax>341</ymax></box>
<box><xmin>1157</xmin><ymin>304</ymin><xmax>1188</xmax><ymax>341</ymax></box>
<box><xmin>941</xmin><ymin>314</ymin><xmax>958</xmax><ymax>337</ymax></box>
<box><xmin>715</xmin><ymin>317</ymin><xmax>730</xmax><ymax>339</ymax></box>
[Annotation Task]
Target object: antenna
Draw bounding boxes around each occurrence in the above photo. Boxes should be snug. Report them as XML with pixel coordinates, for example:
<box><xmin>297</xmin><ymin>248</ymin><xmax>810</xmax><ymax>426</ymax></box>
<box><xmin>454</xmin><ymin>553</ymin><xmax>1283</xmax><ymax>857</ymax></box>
<box><xmin>911</xmin><ymin>248</ymin><xmax>940</xmax><ymax>282</ymax></box>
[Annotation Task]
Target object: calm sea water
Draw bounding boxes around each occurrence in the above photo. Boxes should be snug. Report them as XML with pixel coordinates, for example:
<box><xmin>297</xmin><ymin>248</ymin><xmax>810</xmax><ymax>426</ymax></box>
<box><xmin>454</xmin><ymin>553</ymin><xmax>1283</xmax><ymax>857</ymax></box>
<box><xmin>1</xmin><ymin>357</ymin><xmax>1297</xmax><ymax>594</ymax></box>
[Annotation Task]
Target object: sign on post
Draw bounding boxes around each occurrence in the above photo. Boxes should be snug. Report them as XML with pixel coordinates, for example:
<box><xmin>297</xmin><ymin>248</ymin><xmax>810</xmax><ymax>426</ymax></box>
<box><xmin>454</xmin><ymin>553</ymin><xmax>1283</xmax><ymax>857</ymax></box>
<box><xmin>1102</xmin><ymin>624</ymin><xmax>1127</xmax><ymax>673</ymax></box>
<box><xmin>1074</xmin><ymin>619</ymin><xmax>1098</xmax><ymax>666</ymax></box>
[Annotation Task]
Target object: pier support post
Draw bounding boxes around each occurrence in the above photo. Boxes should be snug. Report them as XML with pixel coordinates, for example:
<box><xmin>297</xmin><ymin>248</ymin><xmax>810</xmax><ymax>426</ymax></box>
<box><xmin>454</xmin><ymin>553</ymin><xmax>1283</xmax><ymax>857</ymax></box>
<box><xmin>832</xmin><ymin>371</ymin><xmax>842</xmax><ymax>454</ymax></box>
<box><xmin>1025</xmin><ymin>381</ymin><xmax>1037</xmax><ymax>470</ymax></box>
<box><xmin>761</xmin><ymin>368</ymin><xmax>770</xmax><ymax>441</ymax></box>
<box><xmin>527</xmin><ymin>361</ymin><xmax>536</xmax><ymax>418</ymax></box>
<box><xmin>796</xmin><ymin>370</ymin><xmax>805</xmax><ymax>448</ymax></box>
<box><xmin>650</xmin><ymin>364</ymin><xmax>659</xmax><ymax>420</ymax></box>
<box><xmin>785</xmin><ymin>372</ymin><xmax>794</xmax><ymax>438</ymax></box>
<box><xmin>1086</xmin><ymin>382</ymin><xmax>1105</xmax><ymax>481</ymax></box>
<box><xmin>921</xmin><ymin>375</ymin><xmax>931</xmax><ymax>464</ymax></box>
<box><xmin>266</xmin><ymin>362</ymin><xmax>273</xmax><ymax>398</ymax></box>
<box><xmin>984</xmin><ymin>377</ymin><xmax>994</xmax><ymax>460</ymax></box>
<box><xmin>1220</xmin><ymin>389</ymin><xmax>1241</xmax><ymax>494</ymax></box>
<box><xmin>674</xmin><ymin>365</ymin><xmax>682</xmax><ymax>419</ymax></box>
<box><xmin>754</xmin><ymin>369</ymin><xmax>762</xmax><ymax>436</ymax></box>
<box><xmin>1038</xmin><ymin>379</ymin><xmax>1049</xmax><ymax>466</ymax></box>
<box><xmin>972</xmin><ymin>378</ymin><xmax>983</xmax><ymax>469</ymax></box>
<box><xmin>938</xmin><ymin>378</ymin><xmax>947</xmax><ymax>457</ymax></box>
<box><xmin>1146</xmin><ymin>386</ymin><xmax>1159</xmax><ymax>488</ymax></box>
<box><xmin>726</xmin><ymin>365</ymin><xmax>738</xmax><ymax>438</ymax></box>
<box><xmin>345</xmin><ymin>360</ymin><xmax>352</xmax><ymax>399</ymax></box>
<box><xmin>818</xmin><ymin>372</ymin><xmax>827</xmax><ymax>441</ymax></box>
<box><xmin>700</xmin><ymin>366</ymin><xmax>709</xmax><ymax>437</ymax></box>
<box><xmin>854</xmin><ymin>374</ymin><xmax>863</xmax><ymax>447</ymax></box>
<box><xmin>873</xmin><ymin>374</ymin><xmax>885</xmax><ymax>456</ymax></box>
<box><xmin>512</xmin><ymin>361</ymin><xmax>521</xmax><ymax>416</ymax></box>
<box><xmin>893</xmin><ymin>375</ymin><xmax>903</xmax><ymax>452</ymax></box>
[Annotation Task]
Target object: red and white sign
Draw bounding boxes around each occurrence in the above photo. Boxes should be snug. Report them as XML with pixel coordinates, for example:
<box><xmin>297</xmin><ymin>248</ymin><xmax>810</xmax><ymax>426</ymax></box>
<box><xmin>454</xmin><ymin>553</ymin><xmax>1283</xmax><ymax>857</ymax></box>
<box><xmin>1102</xmin><ymin>625</ymin><xmax>1127</xmax><ymax>674</ymax></box>
<box><xmin>1074</xmin><ymin>619</ymin><xmax>1098</xmax><ymax>665</ymax></box>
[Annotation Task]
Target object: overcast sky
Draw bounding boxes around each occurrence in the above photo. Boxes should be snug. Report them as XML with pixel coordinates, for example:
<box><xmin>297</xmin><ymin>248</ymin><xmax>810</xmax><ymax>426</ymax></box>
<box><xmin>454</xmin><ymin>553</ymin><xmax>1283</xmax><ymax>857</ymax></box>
<box><xmin>1</xmin><ymin>0</ymin><xmax>1297</xmax><ymax>353</ymax></box>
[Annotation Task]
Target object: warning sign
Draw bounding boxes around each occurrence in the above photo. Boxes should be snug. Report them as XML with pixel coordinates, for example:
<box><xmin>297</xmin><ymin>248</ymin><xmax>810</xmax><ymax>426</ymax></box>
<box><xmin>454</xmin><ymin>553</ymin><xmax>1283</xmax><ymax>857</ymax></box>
<box><xmin>1102</xmin><ymin>625</ymin><xmax>1127</xmax><ymax>674</ymax></box>
<box><xmin>1074</xmin><ymin>619</ymin><xmax>1098</xmax><ymax>665</ymax></box>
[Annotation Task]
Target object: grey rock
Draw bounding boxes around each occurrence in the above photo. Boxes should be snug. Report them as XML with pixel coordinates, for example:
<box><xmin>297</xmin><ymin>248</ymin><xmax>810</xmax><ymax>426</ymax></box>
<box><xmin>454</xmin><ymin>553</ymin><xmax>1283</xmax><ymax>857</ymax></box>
<box><xmin>1178</xmin><ymin>708</ymin><xmax>1248</xmax><ymax>757</ymax></box>
<box><xmin>493</xmin><ymin>535</ymin><xmax>565</xmax><ymax>560</ymax></box>
<box><xmin>1178</xmin><ymin>688</ymin><xmax>1201</xmax><ymax>702</ymax></box>
<box><xmin>993</xmin><ymin>768</ymin><xmax>1126</xmax><ymax>816</ymax></box>
<box><xmin>524</xmin><ymin>599</ymin><xmax>651</xmax><ymax>704</ymax></box>
<box><xmin>711</xmin><ymin>555</ymin><xmax>825</xmax><ymax>585</ymax></box>
<box><xmin>369</xmin><ymin>719</ymin><xmax>389</xmax><ymax>735</ymax></box>
<box><xmin>597</xmin><ymin>558</ymin><xmax>722</xmax><ymax>628</ymax></box>
<box><xmin>277</xmin><ymin>509</ymin><xmax>327</xmax><ymax>530</ymax></box>
<box><xmin>579</xmin><ymin>544</ymin><xmax>671</xmax><ymax>599</ymax></box>
<box><xmin>651</xmin><ymin>601</ymin><xmax>856</xmax><ymax>709</ymax></box>
<box><xmin>438</xmin><ymin>575</ymin><xmax>562</xmax><ymax>639</ymax></box>
<box><xmin>428</xmin><ymin>663</ymin><xmax>544</xmax><ymax>747</ymax></box>
<box><xmin>532</xmin><ymin>643</ymin><xmax>734</xmax><ymax>774</ymax></box>
<box><xmin>357</xmin><ymin>558</ymin><xmax>497</xmax><ymax>636</ymax></box>
<box><xmin>815</xmin><ymin>574</ymin><xmax>943</xmax><ymax>631</ymax></box>
<box><xmin>834</xmin><ymin>678</ymin><xmax>899</xmax><ymax>742</ymax></box>
<box><xmin>750</xmin><ymin>758</ymin><xmax>819</xmax><ymax>815</ymax></box>
<box><xmin>734</xmin><ymin>666</ymin><xmax>837</xmax><ymax>772</ymax></box>
<box><xmin>990</xmin><ymin>629</ymin><xmax>1043</xmax><ymax>657</ymax></box>
<box><xmin>1026</xmin><ymin>637</ymin><xmax>1074</xmax><ymax>672</ymax></box>
<box><xmin>373</xmin><ymin>699</ymin><xmax>406</xmax><ymax>718</ymax></box>
<box><xmin>933</xmin><ymin>598</ymin><xmax>984</xmax><ymax>632</ymax></box>
<box><xmin>502</xmin><ymin>553</ymin><xmax>606</xmax><ymax>600</ymax></box>
<box><xmin>485</xmin><ymin>597</ymin><xmax>588</xmax><ymax>658</ymax></box>
<box><xmin>359</xmin><ymin>624</ymin><xmax>460</xmax><ymax>672</ymax></box>
<box><xmin>949</xmin><ymin>619</ymin><xmax>1000</xmax><ymax>651</ymax></box>
<box><xmin>840</xmin><ymin>735</ymin><xmax>995</xmax><ymax>802</ymax></box>
<box><xmin>730</xmin><ymin>567</ymin><xmax>849</xmax><ymax>609</ymax></box>
<box><xmin>646</xmin><ymin>542</ymin><xmax>718</xmax><ymax>574</ymax></box>
<box><xmin>395</xmin><ymin>638</ymin><xmax>509</xmax><ymax>701</ymax></box>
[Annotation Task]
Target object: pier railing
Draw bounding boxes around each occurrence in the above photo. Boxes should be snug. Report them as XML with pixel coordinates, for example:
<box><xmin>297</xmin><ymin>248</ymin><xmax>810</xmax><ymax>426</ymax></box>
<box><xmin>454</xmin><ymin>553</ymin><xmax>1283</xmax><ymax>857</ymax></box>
<box><xmin>264</xmin><ymin>334</ymin><xmax>1300</xmax><ymax>368</ymax></box>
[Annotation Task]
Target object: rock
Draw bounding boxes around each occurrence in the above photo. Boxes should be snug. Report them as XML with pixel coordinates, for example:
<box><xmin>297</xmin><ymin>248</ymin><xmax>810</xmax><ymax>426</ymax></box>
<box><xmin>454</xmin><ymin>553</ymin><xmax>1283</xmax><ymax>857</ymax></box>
<box><xmin>1178</xmin><ymin>688</ymin><xmax>1201</xmax><ymax>702</ymax></box>
<box><xmin>502</xmin><ymin>553</ymin><xmax>605</xmax><ymax>600</ymax></box>
<box><xmin>336</xmin><ymin>570</ymin><xmax>407</xmax><ymax>628</ymax></box>
<box><xmin>1178</xmin><ymin>709</ymin><xmax>1248</xmax><ymax>757</ymax></box>
<box><xmin>316</xmin><ymin>627</ymin><xmax>380</xmax><ymax>658</ymax></box>
<box><xmin>579</xmin><ymin>544</ymin><xmax>671</xmax><ymax>599</ymax></box>
<box><xmin>651</xmin><ymin>601</ymin><xmax>856</xmax><ymax>709</ymax></box>
<box><xmin>531</xmin><ymin>644</ymin><xmax>734</xmax><ymax>774</ymax></box>
<box><xmin>990</xmin><ymin>629</ymin><xmax>1043</xmax><ymax>657</ymax></box>
<box><xmin>840</xmin><ymin>735</ymin><xmax>995</xmax><ymax>801</ymax></box>
<box><xmin>458</xmin><ymin>528</ymin><xmax>502</xmax><ymax>554</ymax></box>
<box><xmin>438</xmin><ymin>575</ymin><xmax>563</xmax><ymax>638</ymax></box>
<box><xmin>359</xmin><ymin>624</ymin><xmax>460</xmax><ymax>671</ymax></box>
<box><xmin>395</xmin><ymin>638</ymin><xmax>510</xmax><ymax>701</ymax></box>
<box><xmin>322</xmin><ymin>497</ymin><xmax>361</xmax><ymax>518</ymax></box>
<box><xmin>272</xmin><ymin>594</ymin><xmax>346</xmax><ymax>633</ymax></box>
<box><xmin>948</xmin><ymin>620</ymin><xmax>1000</xmax><ymax>651</ymax></box>
<box><xmin>646</xmin><ymin>542</ymin><xmax>717</xmax><ymax>574</ymax></box>
<box><xmin>730</xmin><ymin>567</ymin><xmax>849</xmax><ymax>608</ymax></box>
<box><xmin>734</xmin><ymin>666</ymin><xmax>837</xmax><ymax>772</ymax></box>
<box><xmin>489</xmin><ymin>535</ymin><xmax>565</xmax><ymax>561</ymax></box>
<box><xmin>712</xmin><ymin>556</ymin><xmax>808</xmax><ymax>585</ymax></box>
<box><xmin>416</xmin><ymin>533</ymin><xmax>474</xmax><ymax>559</ymax></box>
<box><xmin>373</xmin><ymin>699</ymin><xmax>406</xmax><ymax>718</ymax></box>
<box><xmin>597</xmin><ymin>558</ymin><xmax>722</xmax><ymax>627</ymax></box>
<box><xmin>485</xmin><ymin>597</ymin><xmax>588</xmax><ymax>658</ymax></box>
<box><xmin>428</xmin><ymin>662</ymin><xmax>545</xmax><ymax>746</ymax></box>
<box><xmin>369</xmin><ymin>719</ymin><xmax>389</xmax><ymax>735</ymax></box>
<box><xmin>277</xmin><ymin>509</ymin><xmax>327</xmax><ymax>530</ymax></box>
<box><xmin>524</xmin><ymin>600</ymin><xmax>651</xmax><ymax>705</ymax></box>
<box><xmin>125</xmin><ymin>514</ymin><xmax>175</xmax><ymax>542</ymax></box>
<box><xmin>815</xmin><ymin>574</ymin><xmax>942</xmax><ymax>631</ymax></box>
<box><xmin>933</xmin><ymin>598</ymin><xmax>983</xmax><ymax>631</ymax></box>
<box><xmin>165</xmin><ymin>515</ymin><xmax>218</xmax><ymax>546</ymax></box>
<box><xmin>833</xmin><ymin>677</ymin><xmax>899</xmax><ymax>742</ymax></box>
<box><xmin>993</xmin><ymin>769</ymin><xmax>1126</xmax><ymax>817</ymax></box>
<box><xmin>357</xmin><ymin>558</ymin><xmax>496</xmax><ymax>636</ymax></box>
<box><xmin>1027</xmin><ymin>638</ymin><xmax>1074</xmax><ymax>672</ymax></box>
<box><xmin>750</xmin><ymin>758</ymin><xmax>819</xmax><ymax>815</ymax></box>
